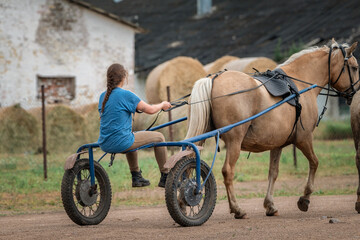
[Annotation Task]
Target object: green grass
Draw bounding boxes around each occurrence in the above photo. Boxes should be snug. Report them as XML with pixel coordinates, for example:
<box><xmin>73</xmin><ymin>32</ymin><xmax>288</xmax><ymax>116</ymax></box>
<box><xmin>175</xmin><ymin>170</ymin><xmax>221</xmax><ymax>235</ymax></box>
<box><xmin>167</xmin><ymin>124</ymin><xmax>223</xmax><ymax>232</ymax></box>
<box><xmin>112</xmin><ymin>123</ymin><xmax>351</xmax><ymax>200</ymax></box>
<box><xmin>0</xmin><ymin>139</ymin><xmax>357</xmax><ymax>214</ymax></box>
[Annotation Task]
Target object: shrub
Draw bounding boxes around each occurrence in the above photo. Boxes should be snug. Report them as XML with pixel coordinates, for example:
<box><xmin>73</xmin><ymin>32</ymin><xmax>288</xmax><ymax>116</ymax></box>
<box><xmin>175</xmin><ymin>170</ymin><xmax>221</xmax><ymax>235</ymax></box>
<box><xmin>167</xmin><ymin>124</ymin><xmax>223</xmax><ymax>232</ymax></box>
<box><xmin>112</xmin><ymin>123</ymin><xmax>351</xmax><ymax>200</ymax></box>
<box><xmin>314</xmin><ymin>120</ymin><xmax>353</xmax><ymax>140</ymax></box>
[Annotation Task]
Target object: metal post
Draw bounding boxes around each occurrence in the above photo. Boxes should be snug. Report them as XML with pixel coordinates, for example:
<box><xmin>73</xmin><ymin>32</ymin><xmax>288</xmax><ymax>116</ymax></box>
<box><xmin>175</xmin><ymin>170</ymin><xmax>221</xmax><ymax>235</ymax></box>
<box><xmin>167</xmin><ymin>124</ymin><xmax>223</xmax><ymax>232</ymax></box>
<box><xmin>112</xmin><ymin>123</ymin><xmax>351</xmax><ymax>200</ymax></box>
<box><xmin>293</xmin><ymin>144</ymin><xmax>297</xmax><ymax>168</ymax></box>
<box><xmin>41</xmin><ymin>85</ymin><xmax>48</xmax><ymax>180</ymax></box>
<box><xmin>166</xmin><ymin>86</ymin><xmax>174</xmax><ymax>155</ymax></box>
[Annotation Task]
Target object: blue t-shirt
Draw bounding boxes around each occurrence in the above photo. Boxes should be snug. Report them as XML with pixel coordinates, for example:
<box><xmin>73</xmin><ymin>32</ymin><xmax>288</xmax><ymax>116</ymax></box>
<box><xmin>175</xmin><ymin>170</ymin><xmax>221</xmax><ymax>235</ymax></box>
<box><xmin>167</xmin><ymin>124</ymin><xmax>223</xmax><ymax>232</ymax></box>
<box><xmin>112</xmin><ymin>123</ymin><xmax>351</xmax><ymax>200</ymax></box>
<box><xmin>97</xmin><ymin>88</ymin><xmax>141</xmax><ymax>153</ymax></box>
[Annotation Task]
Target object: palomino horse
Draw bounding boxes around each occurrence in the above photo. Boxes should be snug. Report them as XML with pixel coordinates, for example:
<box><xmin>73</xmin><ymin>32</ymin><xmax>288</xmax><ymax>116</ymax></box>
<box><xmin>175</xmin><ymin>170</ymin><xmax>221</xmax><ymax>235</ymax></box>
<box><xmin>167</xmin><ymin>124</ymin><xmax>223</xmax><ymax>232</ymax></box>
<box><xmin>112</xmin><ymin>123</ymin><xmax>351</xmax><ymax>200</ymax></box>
<box><xmin>351</xmin><ymin>90</ymin><xmax>360</xmax><ymax>213</ymax></box>
<box><xmin>185</xmin><ymin>39</ymin><xmax>359</xmax><ymax>218</ymax></box>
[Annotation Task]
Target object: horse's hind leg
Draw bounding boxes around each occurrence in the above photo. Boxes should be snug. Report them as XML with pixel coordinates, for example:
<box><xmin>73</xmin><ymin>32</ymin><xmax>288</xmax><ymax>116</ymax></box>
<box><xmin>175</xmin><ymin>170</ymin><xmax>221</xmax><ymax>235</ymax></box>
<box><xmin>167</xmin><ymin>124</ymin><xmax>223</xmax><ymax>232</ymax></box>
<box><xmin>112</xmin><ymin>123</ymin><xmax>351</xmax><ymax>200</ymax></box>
<box><xmin>264</xmin><ymin>148</ymin><xmax>282</xmax><ymax>216</ymax></box>
<box><xmin>222</xmin><ymin>140</ymin><xmax>247</xmax><ymax>219</ymax></box>
<box><xmin>356</xmin><ymin>148</ymin><xmax>360</xmax><ymax>213</ymax></box>
<box><xmin>296</xmin><ymin>138</ymin><xmax>319</xmax><ymax>212</ymax></box>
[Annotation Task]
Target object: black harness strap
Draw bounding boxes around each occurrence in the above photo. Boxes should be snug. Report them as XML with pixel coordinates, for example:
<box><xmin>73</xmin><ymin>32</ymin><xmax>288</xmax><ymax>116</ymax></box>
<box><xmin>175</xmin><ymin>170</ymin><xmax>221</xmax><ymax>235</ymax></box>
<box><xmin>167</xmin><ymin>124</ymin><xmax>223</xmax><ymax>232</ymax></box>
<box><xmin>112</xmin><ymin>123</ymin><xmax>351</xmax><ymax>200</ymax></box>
<box><xmin>207</xmin><ymin>69</ymin><xmax>228</xmax><ymax>84</ymax></box>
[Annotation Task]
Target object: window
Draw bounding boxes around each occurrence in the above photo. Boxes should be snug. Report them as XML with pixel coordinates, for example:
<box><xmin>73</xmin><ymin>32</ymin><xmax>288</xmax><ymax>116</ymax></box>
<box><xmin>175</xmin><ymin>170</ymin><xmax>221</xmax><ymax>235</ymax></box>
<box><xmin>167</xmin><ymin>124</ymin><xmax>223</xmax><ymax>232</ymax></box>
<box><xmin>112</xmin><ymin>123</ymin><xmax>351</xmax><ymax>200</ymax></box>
<box><xmin>37</xmin><ymin>75</ymin><xmax>75</xmax><ymax>104</ymax></box>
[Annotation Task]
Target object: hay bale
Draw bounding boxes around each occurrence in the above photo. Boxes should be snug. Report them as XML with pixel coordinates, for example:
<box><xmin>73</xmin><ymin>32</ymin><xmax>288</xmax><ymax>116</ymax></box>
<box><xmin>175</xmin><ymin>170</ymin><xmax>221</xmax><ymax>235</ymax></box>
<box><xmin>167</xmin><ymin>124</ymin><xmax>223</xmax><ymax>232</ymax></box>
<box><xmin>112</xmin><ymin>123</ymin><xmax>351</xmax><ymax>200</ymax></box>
<box><xmin>206</xmin><ymin>55</ymin><xmax>239</xmax><ymax>74</ymax></box>
<box><xmin>0</xmin><ymin>105</ymin><xmax>40</xmax><ymax>153</ymax></box>
<box><xmin>203</xmin><ymin>62</ymin><xmax>215</xmax><ymax>74</ymax></box>
<box><xmin>82</xmin><ymin>104</ymin><xmax>101</xmax><ymax>143</ymax></box>
<box><xmin>145</xmin><ymin>56</ymin><xmax>206</xmax><ymax>104</ymax></box>
<box><xmin>27</xmin><ymin>107</ymin><xmax>42</xmax><ymax>122</ymax></box>
<box><xmin>222</xmin><ymin>57</ymin><xmax>277</xmax><ymax>74</ymax></box>
<box><xmin>28</xmin><ymin>105</ymin><xmax>56</xmax><ymax>123</ymax></box>
<box><xmin>46</xmin><ymin>105</ymin><xmax>88</xmax><ymax>153</ymax></box>
<box><xmin>74</xmin><ymin>103</ymin><xmax>98</xmax><ymax>116</ymax></box>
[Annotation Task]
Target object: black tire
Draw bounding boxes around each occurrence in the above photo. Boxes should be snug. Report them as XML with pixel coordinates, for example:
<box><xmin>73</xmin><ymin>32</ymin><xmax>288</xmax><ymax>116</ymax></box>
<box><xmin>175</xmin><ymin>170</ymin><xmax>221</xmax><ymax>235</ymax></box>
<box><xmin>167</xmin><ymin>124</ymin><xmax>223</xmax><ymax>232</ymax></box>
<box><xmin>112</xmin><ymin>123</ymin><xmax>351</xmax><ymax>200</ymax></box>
<box><xmin>165</xmin><ymin>157</ymin><xmax>217</xmax><ymax>227</ymax></box>
<box><xmin>61</xmin><ymin>158</ymin><xmax>112</xmax><ymax>225</ymax></box>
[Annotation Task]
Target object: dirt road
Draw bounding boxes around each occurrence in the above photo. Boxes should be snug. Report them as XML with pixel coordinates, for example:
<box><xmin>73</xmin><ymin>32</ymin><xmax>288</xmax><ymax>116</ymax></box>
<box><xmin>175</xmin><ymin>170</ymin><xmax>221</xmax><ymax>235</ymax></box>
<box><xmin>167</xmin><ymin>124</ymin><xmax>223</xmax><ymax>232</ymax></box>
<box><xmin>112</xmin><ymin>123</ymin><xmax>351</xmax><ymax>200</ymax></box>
<box><xmin>1</xmin><ymin>194</ymin><xmax>359</xmax><ymax>240</ymax></box>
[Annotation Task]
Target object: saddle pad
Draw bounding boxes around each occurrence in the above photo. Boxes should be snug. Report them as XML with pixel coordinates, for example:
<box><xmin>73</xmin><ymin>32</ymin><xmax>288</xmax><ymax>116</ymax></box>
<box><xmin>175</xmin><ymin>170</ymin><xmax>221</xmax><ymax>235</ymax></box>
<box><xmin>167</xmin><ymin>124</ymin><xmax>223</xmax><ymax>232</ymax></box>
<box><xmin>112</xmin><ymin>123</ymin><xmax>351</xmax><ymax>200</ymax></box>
<box><xmin>253</xmin><ymin>68</ymin><xmax>299</xmax><ymax>106</ymax></box>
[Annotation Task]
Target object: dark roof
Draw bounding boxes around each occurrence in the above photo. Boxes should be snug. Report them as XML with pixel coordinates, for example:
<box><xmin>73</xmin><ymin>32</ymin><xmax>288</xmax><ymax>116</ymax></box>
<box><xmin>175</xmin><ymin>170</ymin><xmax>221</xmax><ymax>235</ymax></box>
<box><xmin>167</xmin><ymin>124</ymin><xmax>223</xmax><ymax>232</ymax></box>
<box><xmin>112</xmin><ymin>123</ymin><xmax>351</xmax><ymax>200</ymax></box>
<box><xmin>82</xmin><ymin>0</ymin><xmax>360</xmax><ymax>72</ymax></box>
<box><xmin>68</xmin><ymin>0</ymin><xmax>145</xmax><ymax>33</ymax></box>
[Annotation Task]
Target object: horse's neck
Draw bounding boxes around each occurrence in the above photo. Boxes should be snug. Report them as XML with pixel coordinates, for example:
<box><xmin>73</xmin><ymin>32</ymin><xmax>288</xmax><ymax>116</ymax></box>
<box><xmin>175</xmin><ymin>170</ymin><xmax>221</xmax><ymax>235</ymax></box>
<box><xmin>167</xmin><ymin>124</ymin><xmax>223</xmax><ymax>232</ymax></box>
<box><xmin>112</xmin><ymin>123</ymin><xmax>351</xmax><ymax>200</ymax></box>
<box><xmin>281</xmin><ymin>50</ymin><xmax>329</xmax><ymax>95</ymax></box>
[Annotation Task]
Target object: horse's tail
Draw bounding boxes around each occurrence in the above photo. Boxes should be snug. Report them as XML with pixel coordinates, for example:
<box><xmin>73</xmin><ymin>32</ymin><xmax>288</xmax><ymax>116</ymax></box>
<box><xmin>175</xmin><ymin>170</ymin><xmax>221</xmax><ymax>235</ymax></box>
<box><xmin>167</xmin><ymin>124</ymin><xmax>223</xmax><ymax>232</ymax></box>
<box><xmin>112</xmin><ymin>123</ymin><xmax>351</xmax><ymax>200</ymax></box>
<box><xmin>185</xmin><ymin>77</ymin><xmax>213</xmax><ymax>140</ymax></box>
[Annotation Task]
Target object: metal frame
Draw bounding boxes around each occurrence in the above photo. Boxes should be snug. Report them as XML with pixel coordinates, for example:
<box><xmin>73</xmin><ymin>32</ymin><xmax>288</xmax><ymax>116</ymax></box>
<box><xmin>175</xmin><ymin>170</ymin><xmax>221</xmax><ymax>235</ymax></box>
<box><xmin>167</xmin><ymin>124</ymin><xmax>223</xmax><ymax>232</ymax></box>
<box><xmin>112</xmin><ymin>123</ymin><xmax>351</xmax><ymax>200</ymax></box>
<box><xmin>76</xmin><ymin>84</ymin><xmax>317</xmax><ymax>193</ymax></box>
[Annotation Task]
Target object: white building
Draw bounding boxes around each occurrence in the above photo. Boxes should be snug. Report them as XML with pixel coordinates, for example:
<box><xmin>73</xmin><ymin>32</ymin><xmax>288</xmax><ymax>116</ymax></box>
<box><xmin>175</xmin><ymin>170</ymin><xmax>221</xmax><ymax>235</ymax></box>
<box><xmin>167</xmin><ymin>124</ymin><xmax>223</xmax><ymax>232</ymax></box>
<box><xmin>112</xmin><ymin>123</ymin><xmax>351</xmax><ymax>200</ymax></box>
<box><xmin>0</xmin><ymin>0</ymin><xmax>143</xmax><ymax>108</ymax></box>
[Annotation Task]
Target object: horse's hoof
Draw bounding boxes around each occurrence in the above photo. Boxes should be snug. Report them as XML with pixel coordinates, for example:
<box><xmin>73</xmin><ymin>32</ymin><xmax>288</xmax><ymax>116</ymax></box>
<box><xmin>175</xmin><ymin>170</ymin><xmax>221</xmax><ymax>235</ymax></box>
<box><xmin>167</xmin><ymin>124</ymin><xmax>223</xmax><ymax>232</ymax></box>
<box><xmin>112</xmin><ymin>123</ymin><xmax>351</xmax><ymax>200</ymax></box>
<box><xmin>297</xmin><ymin>197</ymin><xmax>310</xmax><ymax>212</ymax></box>
<box><xmin>355</xmin><ymin>202</ymin><xmax>360</xmax><ymax>213</ymax></box>
<box><xmin>234</xmin><ymin>213</ymin><xmax>248</xmax><ymax>219</ymax></box>
<box><xmin>266</xmin><ymin>210</ymin><xmax>279</xmax><ymax>216</ymax></box>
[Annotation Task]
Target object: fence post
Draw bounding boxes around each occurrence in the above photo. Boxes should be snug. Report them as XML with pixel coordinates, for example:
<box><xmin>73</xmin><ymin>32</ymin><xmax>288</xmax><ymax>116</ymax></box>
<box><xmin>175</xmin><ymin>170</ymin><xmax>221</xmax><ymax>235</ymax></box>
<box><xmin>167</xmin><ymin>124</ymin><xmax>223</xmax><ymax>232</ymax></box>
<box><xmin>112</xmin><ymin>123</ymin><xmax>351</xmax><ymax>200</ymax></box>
<box><xmin>293</xmin><ymin>144</ymin><xmax>297</xmax><ymax>168</ymax></box>
<box><xmin>41</xmin><ymin>85</ymin><xmax>48</xmax><ymax>180</ymax></box>
<box><xmin>166</xmin><ymin>86</ymin><xmax>174</xmax><ymax>155</ymax></box>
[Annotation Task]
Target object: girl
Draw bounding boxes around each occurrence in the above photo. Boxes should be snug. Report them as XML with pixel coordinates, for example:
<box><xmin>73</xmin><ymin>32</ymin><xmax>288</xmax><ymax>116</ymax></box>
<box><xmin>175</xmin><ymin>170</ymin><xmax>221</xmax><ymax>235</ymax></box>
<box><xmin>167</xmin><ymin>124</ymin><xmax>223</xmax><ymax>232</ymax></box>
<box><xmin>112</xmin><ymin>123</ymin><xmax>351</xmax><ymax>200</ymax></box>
<box><xmin>98</xmin><ymin>63</ymin><xmax>172</xmax><ymax>187</ymax></box>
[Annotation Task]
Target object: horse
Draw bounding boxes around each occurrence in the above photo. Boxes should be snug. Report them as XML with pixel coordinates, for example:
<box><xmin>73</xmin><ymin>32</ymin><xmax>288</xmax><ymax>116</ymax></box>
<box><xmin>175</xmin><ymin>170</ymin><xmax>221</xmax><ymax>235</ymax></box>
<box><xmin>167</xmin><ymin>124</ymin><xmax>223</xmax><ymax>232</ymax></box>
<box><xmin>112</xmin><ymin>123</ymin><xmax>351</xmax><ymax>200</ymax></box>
<box><xmin>185</xmin><ymin>39</ymin><xmax>359</xmax><ymax>219</ymax></box>
<box><xmin>350</xmin><ymin>89</ymin><xmax>360</xmax><ymax>213</ymax></box>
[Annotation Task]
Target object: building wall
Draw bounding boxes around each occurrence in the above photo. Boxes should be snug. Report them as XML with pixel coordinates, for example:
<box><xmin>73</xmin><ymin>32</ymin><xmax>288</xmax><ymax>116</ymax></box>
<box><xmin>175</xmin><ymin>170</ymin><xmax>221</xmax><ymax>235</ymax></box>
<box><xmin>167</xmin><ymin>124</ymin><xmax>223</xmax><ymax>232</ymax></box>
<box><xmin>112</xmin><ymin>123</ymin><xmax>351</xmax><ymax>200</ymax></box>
<box><xmin>0</xmin><ymin>0</ymin><xmax>135</xmax><ymax>108</ymax></box>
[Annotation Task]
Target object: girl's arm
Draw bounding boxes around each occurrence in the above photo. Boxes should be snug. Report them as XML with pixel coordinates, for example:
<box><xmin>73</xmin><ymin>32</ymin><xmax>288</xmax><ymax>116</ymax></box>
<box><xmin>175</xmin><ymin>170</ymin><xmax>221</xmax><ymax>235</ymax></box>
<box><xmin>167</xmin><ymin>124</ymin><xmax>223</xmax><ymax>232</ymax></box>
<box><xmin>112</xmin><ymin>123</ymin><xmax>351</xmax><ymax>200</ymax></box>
<box><xmin>136</xmin><ymin>100</ymin><xmax>172</xmax><ymax>114</ymax></box>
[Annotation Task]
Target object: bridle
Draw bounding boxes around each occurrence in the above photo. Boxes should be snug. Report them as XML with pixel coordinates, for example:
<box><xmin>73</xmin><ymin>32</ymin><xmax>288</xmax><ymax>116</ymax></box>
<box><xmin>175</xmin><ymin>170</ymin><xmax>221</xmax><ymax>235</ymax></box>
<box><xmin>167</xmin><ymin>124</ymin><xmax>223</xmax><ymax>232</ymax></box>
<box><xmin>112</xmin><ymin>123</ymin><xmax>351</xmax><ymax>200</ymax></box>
<box><xmin>315</xmin><ymin>44</ymin><xmax>359</xmax><ymax>125</ymax></box>
<box><xmin>328</xmin><ymin>44</ymin><xmax>360</xmax><ymax>100</ymax></box>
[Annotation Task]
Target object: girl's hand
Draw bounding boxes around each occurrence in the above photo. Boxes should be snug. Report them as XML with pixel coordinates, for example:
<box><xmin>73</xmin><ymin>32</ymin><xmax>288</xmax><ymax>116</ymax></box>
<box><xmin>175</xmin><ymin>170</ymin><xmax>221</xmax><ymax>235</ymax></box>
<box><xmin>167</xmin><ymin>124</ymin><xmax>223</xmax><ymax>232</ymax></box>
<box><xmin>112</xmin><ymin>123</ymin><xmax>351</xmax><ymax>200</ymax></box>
<box><xmin>161</xmin><ymin>101</ymin><xmax>172</xmax><ymax>110</ymax></box>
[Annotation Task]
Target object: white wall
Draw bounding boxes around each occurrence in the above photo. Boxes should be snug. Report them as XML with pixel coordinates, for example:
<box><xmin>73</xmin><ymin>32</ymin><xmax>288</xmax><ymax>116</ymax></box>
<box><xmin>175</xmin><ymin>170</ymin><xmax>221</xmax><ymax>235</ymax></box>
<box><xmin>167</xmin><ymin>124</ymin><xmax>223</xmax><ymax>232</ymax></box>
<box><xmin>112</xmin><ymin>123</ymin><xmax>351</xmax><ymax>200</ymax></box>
<box><xmin>0</xmin><ymin>0</ymin><xmax>136</xmax><ymax>108</ymax></box>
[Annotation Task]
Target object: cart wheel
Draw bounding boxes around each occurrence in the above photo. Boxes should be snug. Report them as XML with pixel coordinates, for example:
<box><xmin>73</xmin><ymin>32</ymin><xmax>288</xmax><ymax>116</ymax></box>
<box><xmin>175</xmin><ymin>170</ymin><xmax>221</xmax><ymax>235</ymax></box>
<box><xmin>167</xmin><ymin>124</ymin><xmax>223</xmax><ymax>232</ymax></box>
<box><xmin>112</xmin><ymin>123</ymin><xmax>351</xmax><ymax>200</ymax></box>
<box><xmin>61</xmin><ymin>158</ymin><xmax>112</xmax><ymax>225</ymax></box>
<box><xmin>165</xmin><ymin>157</ymin><xmax>217</xmax><ymax>227</ymax></box>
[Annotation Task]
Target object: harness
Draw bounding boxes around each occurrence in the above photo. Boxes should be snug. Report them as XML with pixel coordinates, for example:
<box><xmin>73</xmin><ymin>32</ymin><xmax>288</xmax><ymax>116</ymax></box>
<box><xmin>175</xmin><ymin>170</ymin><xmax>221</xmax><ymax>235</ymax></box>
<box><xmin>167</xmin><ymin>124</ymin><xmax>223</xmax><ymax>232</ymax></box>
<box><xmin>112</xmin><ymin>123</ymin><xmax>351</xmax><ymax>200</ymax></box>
<box><xmin>253</xmin><ymin>68</ymin><xmax>303</xmax><ymax>138</ymax></box>
<box><xmin>143</xmin><ymin>44</ymin><xmax>359</xmax><ymax>131</ymax></box>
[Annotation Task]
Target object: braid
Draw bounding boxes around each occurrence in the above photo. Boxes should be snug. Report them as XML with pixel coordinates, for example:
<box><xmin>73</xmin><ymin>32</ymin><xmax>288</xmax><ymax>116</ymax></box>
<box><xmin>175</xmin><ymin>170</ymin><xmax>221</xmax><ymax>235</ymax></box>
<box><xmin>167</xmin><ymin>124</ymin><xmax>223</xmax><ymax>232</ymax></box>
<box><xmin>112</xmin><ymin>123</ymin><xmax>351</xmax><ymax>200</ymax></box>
<box><xmin>101</xmin><ymin>81</ymin><xmax>117</xmax><ymax>114</ymax></box>
<box><xmin>100</xmin><ymin>63</ymin><xmax>128</xmax><ymax>116</ymax></box>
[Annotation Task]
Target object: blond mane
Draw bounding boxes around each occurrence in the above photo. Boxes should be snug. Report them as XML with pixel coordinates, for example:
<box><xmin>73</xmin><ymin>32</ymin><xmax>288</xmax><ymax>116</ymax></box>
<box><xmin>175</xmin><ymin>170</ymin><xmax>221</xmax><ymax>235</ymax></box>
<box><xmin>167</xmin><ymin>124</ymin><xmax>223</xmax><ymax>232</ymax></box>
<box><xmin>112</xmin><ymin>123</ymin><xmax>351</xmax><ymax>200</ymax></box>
<box><xmin>278</xmin><ymin>46</ymin><xmax>324</xmax><ymax>67</ymax></box>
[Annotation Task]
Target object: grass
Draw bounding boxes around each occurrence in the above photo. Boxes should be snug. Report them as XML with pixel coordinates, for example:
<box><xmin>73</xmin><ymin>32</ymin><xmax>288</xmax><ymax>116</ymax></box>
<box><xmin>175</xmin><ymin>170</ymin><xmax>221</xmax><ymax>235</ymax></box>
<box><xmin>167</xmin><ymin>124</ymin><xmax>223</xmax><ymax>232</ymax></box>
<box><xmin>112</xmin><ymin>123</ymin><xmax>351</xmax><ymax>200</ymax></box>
<box><xmin>0</xmin><ymin>139</ymin><xmax>357</xmax><ymax>215</ymax></box>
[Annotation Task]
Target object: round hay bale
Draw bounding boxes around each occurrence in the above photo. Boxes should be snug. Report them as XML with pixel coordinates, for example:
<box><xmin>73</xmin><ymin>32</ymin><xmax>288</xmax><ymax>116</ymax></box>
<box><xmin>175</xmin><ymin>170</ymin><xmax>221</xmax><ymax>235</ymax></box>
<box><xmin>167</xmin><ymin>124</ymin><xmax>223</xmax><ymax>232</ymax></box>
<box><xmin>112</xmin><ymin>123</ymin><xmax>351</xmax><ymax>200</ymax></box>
<box><xmin>83</xmin><ymin>104</ymin><xmax>101</xmax><ymax>143</ymax></box>
<box><xmin>0</xmin><ymin>105</ymin><xmax>40</xmax><ymax>153</ymax></box>
<box><xmin>27</xmin><ymin>107</ymin><xmax>42</xmax><ymax>122</ymax></box>
<box><xmin>206</xmin><ymin>55</ymin><xmax>239</xmax><ymax>74</ymax></box>
<box><xmin>145</xmin><ymin>56</ymin><xmax>206</xmax><ymax>104</ymax></box>
<box><xmin>46</xmin><ymin>105</ymin><xmax>88</xmax><ymax>153</ymax></box>
<box><xmin>223</xmin><ymin>57</ymin><xmax>277</xmax><ymax>74</ymax></box>
<box><xmin>74</xmin><ymin>103</ymin><xmax>98</xmax><ymax>116</ymax></box>
<box><xmin>28</xmin><ymin>105</ymin><xmax>56</xmax><ymax>123</ymax></box>
<box><xmin>203</xmin><ymin>62</ymin><xmax>215</xmax><ymax>74</ymax></box>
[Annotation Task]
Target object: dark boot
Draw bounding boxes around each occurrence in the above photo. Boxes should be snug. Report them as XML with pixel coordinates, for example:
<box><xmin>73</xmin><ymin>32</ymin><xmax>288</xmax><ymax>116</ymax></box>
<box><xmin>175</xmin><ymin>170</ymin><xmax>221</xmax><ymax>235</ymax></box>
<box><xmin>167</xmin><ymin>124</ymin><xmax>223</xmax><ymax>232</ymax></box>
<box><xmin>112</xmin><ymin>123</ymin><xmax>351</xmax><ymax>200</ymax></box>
<box><xmin>158</xmin><ymin>172</ymin><xmax>168</xmax><ymax>188</ymax></box>
<box><xmin>131</xmin><ymin>170</ymin><xmax>150</xmax><ymax>187</ymax></box>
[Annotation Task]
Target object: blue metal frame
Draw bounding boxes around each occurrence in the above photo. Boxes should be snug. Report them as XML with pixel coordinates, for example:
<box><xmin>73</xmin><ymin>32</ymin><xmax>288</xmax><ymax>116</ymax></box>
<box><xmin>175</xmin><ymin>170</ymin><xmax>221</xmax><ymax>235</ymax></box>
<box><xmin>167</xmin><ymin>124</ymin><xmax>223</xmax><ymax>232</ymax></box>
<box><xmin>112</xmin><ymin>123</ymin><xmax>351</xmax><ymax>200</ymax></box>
<box><xmin>75</xmin><ymin>84</ymin><xmax>317</xmax><ymax>194</ymax></box>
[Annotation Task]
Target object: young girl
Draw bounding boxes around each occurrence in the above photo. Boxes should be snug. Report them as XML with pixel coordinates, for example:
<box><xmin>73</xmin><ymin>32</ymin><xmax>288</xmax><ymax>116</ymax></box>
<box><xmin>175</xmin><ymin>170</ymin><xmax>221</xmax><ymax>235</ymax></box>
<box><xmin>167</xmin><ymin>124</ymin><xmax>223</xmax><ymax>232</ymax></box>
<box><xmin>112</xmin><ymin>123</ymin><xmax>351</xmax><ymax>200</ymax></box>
<box><xmin>98</xmin><ymin>63</ymin><xmax>172</xmax><ymax>187</ymax></box>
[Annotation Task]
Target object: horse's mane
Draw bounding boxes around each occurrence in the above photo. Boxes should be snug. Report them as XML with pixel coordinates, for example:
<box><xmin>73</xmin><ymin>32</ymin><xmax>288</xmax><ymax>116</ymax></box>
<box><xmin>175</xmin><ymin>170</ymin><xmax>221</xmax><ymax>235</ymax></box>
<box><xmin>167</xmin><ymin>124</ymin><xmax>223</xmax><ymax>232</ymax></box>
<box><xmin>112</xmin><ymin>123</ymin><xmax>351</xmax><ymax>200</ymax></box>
<box><xmin>278</xmin><ymin>46</ymin><xmax>325</xmax><ymax>67</ymax></box>
<box><xmin>279</xmin><ymin>42</ymin><xmax>350</xmax><ymax>67</ymax></box>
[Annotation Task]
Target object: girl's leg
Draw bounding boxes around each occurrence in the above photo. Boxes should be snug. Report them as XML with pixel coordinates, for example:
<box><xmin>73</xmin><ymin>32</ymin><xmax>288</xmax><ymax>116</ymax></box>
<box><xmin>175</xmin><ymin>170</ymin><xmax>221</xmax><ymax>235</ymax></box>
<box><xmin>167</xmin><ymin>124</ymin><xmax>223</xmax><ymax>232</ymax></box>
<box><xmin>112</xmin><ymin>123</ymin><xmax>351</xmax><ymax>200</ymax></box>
<box><xmin>127</xmin><ymin>131</ymin><xmax>169</xmax><ymax>173</ymax></box>
<box><xmin>125</xmin><ymin>151</ymin><xmax>139</xmax><ymax>172</ymax></box>
<box><xmin>125</xmin><ymin>150</ymin><xmax>149</xmax><ymax>187</ymax></box>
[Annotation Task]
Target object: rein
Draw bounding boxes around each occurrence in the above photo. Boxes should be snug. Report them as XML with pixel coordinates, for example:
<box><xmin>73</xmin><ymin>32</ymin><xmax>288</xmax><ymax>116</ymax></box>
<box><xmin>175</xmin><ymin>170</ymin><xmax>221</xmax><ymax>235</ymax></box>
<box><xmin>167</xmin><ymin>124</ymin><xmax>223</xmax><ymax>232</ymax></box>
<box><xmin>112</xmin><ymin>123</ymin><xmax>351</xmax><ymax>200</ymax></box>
<box><xmin>142</xmin><ymin>45</ymin><xmax>358</xmax><ymax>130</ymax></box>
<box><xmin>142</xmin><ymin>70</ymin><xmax>277</xmax><ymax>130</ymax></box>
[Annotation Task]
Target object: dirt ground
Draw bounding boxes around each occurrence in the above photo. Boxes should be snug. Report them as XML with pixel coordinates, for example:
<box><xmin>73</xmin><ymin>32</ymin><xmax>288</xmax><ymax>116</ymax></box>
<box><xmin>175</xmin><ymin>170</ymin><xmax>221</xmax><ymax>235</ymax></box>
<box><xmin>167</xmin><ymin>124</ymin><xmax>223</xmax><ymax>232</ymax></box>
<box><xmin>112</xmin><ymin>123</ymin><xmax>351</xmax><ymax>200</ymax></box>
<box><xmin>1</xmin><ymin>177</ymin><xmax>360</xmax><ymax>240</ymax></box>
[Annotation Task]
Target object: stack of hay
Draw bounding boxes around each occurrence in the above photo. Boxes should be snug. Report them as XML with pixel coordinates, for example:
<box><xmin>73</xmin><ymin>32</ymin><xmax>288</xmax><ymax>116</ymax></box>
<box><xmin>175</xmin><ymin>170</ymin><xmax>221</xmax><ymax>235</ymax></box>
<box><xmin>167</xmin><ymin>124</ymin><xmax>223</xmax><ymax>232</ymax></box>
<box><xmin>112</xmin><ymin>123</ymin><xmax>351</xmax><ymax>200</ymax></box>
<box><xmin>204</xmin><ymin>55</ymin><xmax>239</xmax><ymax>74</ymax></box>
<box><xmin>80</xmin><ymin>103</ymin><xmax>100</xmax><ymax>143</ymax></box>
<box><xmin>0</xmin><ymin>105</ymin><xmax>40</xmax><ymax>153</ymax></box>
<box><xmin>204</xmin><ymin>55</ymin><xmax>277</xmax><ymax>75</ymax></box>
<box><xmin>46</xmin><ymin>105</ymin><xmax>88</xmax><ymax>153</ymax></box>
<box><xmin>142</xmin><ymin>56</ymin><xmax>207</xmax><ymax>141</ymax></box>
<box><xmin>145</xmin><ymin>56</ymin><xmax>206</xmax><ymax>104</ymax></box>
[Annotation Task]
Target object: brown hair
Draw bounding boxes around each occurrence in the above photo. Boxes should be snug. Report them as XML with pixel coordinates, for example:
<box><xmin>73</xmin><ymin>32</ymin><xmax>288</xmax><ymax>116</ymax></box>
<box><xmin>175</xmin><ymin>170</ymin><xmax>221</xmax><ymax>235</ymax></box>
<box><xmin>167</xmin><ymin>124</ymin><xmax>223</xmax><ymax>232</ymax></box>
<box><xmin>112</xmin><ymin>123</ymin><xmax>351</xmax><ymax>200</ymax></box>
<box><xmin>101</xmin><ymin>63</ymin><xmax>128</xmax><ymax>115</ymax></box>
